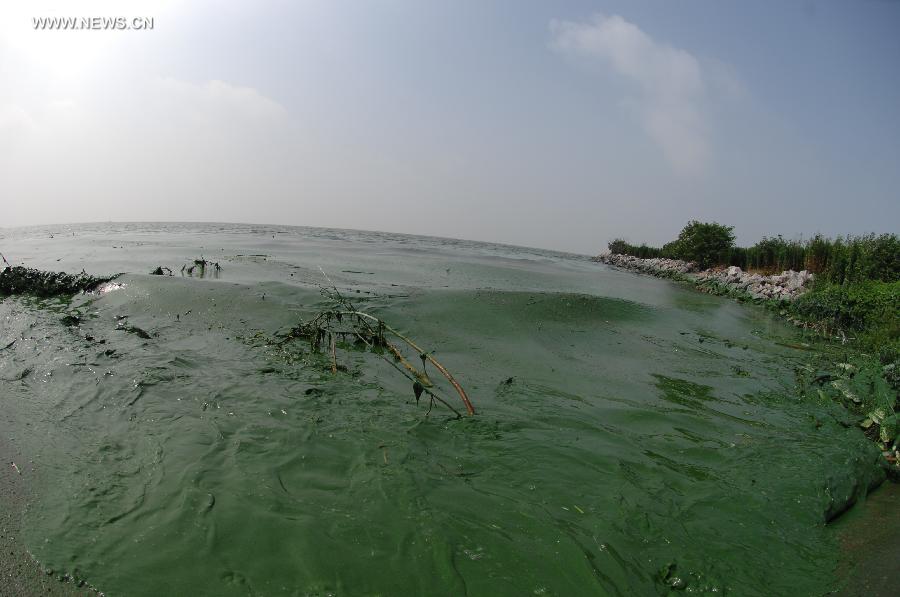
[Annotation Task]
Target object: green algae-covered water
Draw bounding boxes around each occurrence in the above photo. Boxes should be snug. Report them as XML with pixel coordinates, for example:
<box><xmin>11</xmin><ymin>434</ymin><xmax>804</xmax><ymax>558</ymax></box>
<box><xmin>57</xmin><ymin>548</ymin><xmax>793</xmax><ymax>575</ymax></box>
<box><xmin>0</xmin><ymin>223</ymin><xmax>885</xmax><ymax>595</ymax></box>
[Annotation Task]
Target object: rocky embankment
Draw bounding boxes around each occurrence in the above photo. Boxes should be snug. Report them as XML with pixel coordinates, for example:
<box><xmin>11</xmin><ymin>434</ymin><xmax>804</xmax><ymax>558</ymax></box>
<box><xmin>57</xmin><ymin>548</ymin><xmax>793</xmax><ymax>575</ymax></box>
<box><xmin>595</xmin><ymin>253</ymin><xmax>814</xmax><ymax>301</ymax></box>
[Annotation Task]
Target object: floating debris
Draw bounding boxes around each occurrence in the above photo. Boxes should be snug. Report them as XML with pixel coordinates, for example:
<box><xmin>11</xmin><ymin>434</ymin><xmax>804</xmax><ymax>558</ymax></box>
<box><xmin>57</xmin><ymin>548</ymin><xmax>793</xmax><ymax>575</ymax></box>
<box><xmin>61</xmin><ymin>314</ymin><xmax>81</xmax><ymax>327</ymax></box>
<box><xmin>116</xmin><ymin>323</ymin><xmax>152</xmax><ymax>339</ymax></box>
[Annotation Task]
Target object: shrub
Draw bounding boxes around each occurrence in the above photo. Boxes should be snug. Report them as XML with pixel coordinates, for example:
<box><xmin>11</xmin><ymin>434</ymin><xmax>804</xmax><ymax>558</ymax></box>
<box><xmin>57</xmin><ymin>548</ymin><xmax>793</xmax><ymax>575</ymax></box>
<box><xmin>661</xmin><ymin>241</ymin><xmax>681</xmax><ymax>259</ymax></box>
<box><xmin>865</xmin><ymin>233</ymin><xmax>900</xmax><ymax>283</ymax></box>
<box><xmin>791</xmin><ymin>280</ymin><xmax>900</xmax><ymax>335</ymax></box>
<box><xmin>671</xmin><ymin>221</ymin><xmax>735</xmax><ymax>269</ymax></box>
<box><xmin>607</xmin><ymin>239</ymin><xmax>663</xmax><ymax>259</ymax></box>
<box><xmin>608</xmin><ymin>239</ymin><xmax>629</xmax><ymax>255</ymax></box>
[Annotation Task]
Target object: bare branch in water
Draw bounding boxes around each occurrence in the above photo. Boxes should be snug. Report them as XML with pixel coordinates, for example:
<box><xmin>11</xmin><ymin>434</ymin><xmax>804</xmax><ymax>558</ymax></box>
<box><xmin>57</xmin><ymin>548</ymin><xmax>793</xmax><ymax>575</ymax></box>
<box><xmin>330</xmin><ymin>332</ymin><xmax>338</xmax><ymax>374</ymax></box>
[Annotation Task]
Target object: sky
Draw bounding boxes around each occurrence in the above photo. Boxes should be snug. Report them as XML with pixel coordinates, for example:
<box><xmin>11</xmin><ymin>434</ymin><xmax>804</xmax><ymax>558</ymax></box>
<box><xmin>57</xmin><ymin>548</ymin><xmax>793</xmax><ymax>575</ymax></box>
<box><xmin>1</xmin><ymin>0</ymin><xmax>898</xmax><ymax>254</ymax></box>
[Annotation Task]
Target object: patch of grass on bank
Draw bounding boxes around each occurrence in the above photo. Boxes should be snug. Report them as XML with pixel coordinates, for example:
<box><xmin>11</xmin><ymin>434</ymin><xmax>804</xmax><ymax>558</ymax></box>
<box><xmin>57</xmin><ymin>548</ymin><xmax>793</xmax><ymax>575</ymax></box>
<box><xmin>739</xmin><ymin>279</ymin><xmax>898</xmax><ymax>453</ymax></box>
<box><xmin>792</xmin><ymin>280</ymin><xmax>900</xmax><ymax>362</ymax></box>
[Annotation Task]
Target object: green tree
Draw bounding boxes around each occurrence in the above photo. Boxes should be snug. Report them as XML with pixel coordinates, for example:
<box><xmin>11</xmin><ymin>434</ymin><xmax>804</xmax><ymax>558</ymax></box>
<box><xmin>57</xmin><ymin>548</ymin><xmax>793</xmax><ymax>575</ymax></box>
<box><xmin>673</xmin><ymin>221</ymin><xmax>735</xmax><ymax>269</ymax></box>
<box><xmin>608</xmin><ymin>239</ymin><xmax>629</xmax><ymax>255</ymax></box>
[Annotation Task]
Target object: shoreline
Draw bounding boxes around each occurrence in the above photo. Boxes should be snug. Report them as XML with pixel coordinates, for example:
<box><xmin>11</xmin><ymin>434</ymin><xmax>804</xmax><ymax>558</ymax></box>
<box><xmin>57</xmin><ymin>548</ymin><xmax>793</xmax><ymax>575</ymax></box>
<box><xmin>595</xmin><ymin>251</ymin><xmax>899</xmax><ymax>470</ymax></box>
<box><xmin>593</xmin><ymin>251</ymin><xmax>900</xmax><ymax>352</ymax></box>
<box><xmin>0</xmin><ymin>435</ymin><xmax>94</xmax><ymax>596</ymax></box>
<box><xmin>593</xmin><ymin>252</ymin><xmax>850</xmax><ymax>342</ymax></box>
<box><xmin>597</xmin><ymin>251</ymin><xmax>900</xmax><ymax>594</ymax></box>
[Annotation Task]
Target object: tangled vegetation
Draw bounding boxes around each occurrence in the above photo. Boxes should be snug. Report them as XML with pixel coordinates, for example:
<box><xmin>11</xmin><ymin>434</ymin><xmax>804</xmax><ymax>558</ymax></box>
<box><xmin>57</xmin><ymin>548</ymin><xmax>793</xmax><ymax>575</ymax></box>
<box><xmin>277</xmin><ymin>271</ymin><xmax>475</xmax><ymax>417</ymax></box>
<box><xmin>181</xmin><ymin>258</ymin><xmax>221</xmax><ymax>277</ymax></box>
<box><xmin>149</xmin><ymin>259</ymin><xmax>222</xmax><ymax>278</ymax></box>
<box><xmin>0</xmin><ymin>265</ymin><xmax>116</xmax><ymax>298</ymax></box>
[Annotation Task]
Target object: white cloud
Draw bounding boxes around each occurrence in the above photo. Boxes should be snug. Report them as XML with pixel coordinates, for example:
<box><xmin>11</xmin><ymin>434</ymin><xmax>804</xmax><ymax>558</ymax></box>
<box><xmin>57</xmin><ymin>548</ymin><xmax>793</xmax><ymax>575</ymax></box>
<box><xmin>551</xmin><ymin>14</ymin><xmax>711</xmax><ymax>176</ymax></box>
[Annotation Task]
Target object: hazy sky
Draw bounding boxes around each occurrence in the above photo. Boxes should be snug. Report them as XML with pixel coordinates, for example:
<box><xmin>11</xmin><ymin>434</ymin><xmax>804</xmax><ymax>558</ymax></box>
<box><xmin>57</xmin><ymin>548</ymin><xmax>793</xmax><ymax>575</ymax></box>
<box><xmin>1</xmin><ymin>1</ymin><xmax>898</xmax><ymax>254</ymax></box>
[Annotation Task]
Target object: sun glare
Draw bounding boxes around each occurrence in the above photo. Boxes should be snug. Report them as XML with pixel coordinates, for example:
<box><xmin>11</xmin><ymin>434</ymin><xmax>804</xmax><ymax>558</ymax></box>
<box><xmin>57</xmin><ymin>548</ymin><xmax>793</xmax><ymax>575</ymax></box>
<box><xmin>1</xmin><ymin>1</ymin><xmax>174</xmax><ymax>77</ymax></box>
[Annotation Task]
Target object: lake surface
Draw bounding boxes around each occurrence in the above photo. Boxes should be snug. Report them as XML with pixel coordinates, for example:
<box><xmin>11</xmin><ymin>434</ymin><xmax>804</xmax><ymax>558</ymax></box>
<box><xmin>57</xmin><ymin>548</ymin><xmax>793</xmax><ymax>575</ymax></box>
<box><xmin>0</xmin><ymin>223</ymin><xmax>882</xmax><ymax>595</ymax></box>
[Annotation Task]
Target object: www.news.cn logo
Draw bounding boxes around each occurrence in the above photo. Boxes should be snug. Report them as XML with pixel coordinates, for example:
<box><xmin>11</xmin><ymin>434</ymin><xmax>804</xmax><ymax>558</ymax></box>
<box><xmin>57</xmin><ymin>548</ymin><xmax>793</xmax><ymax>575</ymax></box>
<box><xmin>32</xmin><ymin>16</ymin><xmax>155</xmax><ymax>31</ymax></box>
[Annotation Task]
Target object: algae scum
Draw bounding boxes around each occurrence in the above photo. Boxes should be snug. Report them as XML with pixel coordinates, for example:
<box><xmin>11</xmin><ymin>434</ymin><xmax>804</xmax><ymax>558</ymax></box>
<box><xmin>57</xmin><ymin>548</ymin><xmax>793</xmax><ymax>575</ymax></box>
<box><xmin>0</xmin><ymin>224</ymin><xmax>887</xmax><ymax>595</ymax></box>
